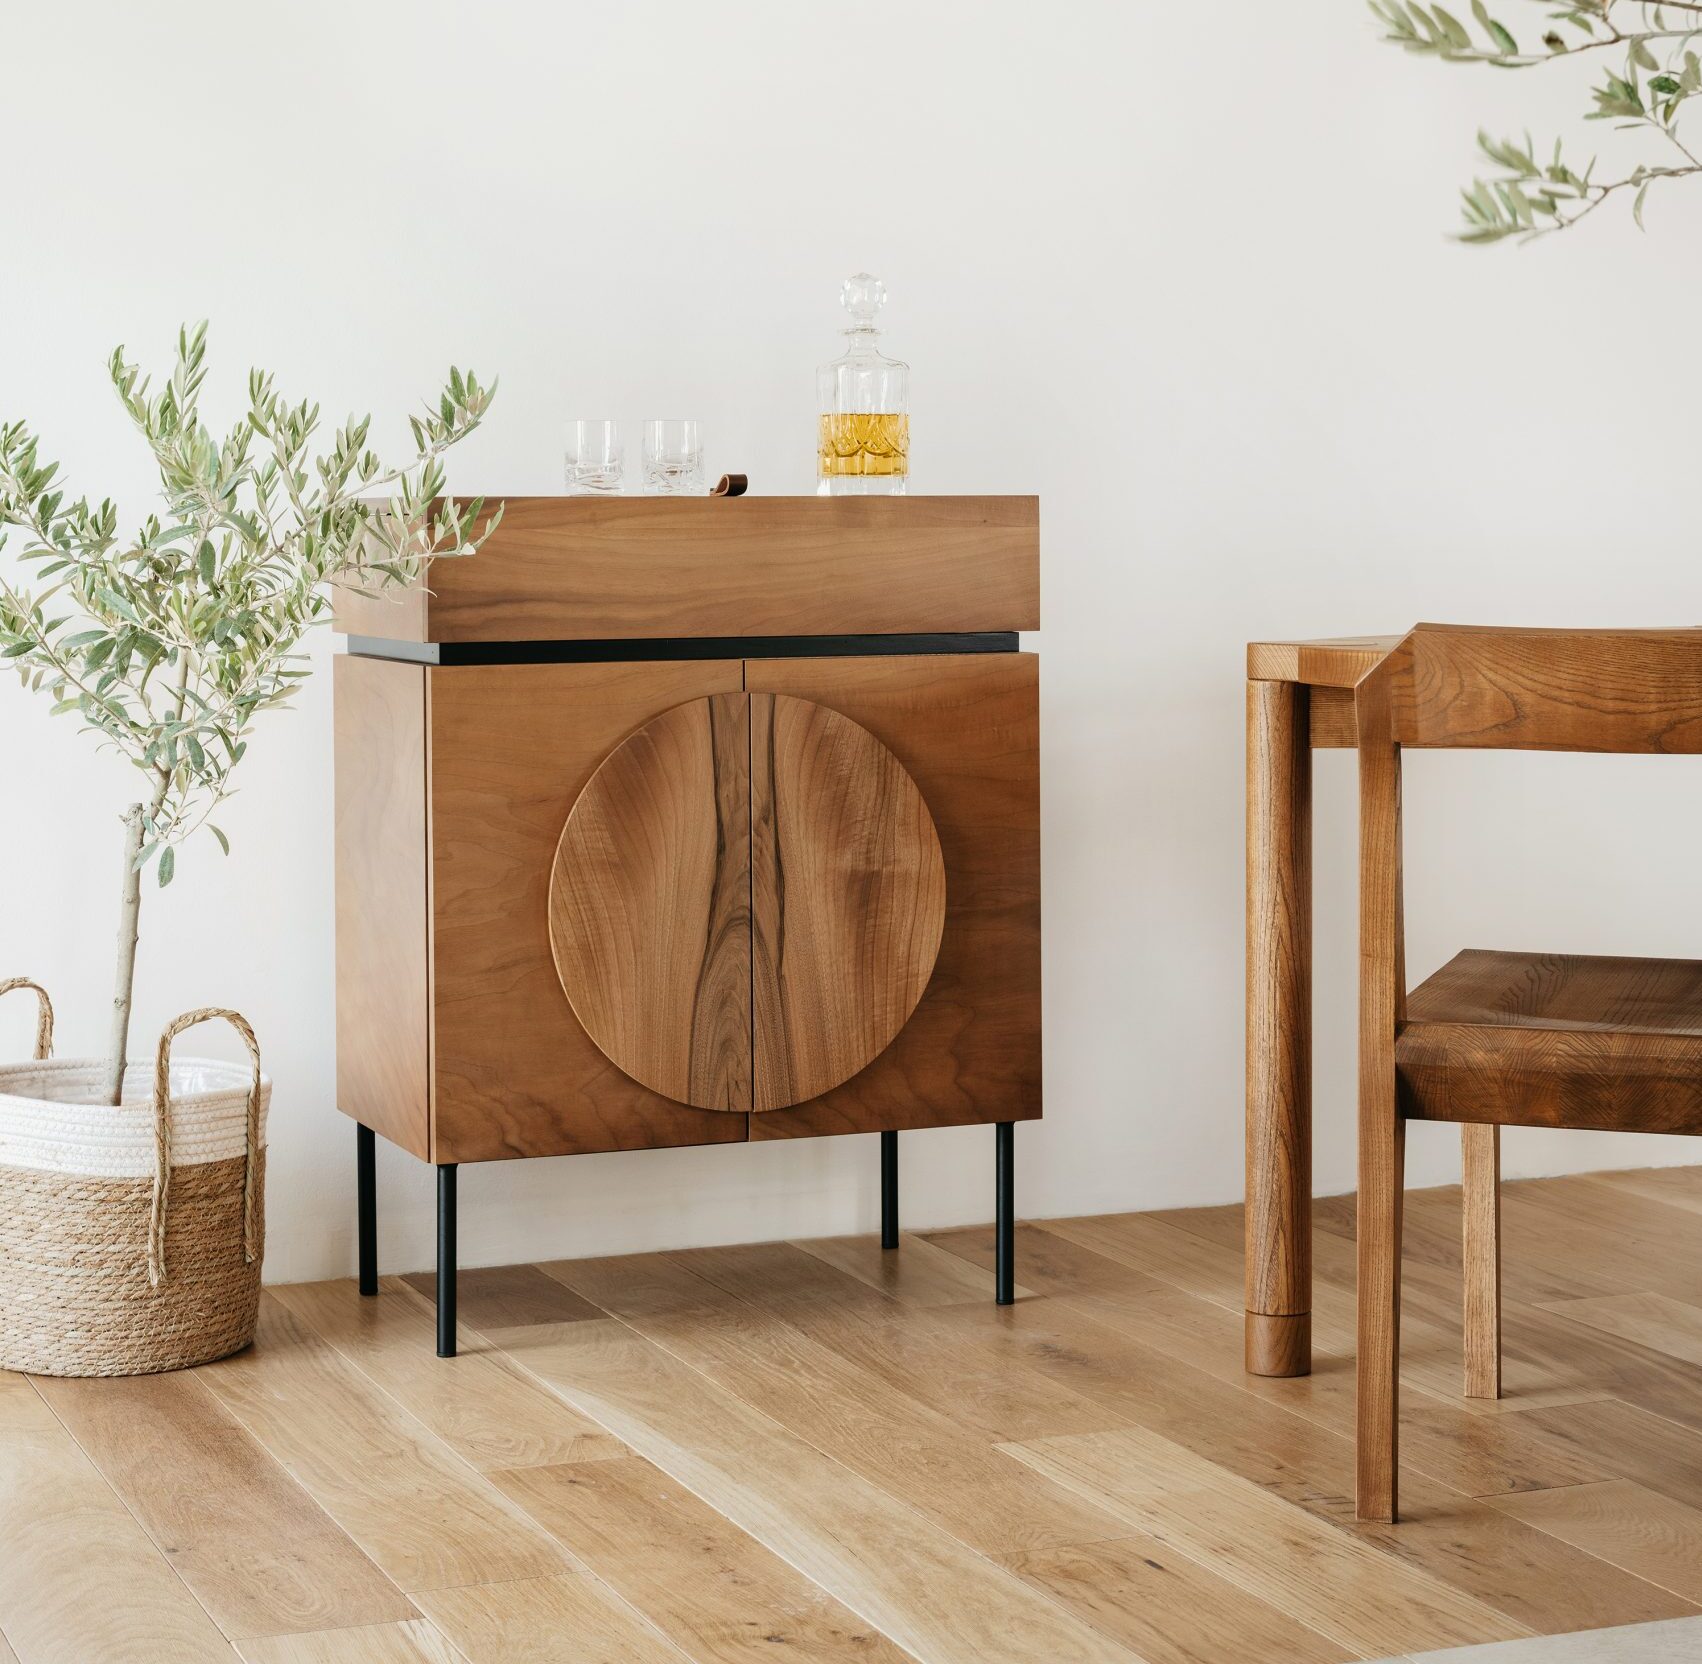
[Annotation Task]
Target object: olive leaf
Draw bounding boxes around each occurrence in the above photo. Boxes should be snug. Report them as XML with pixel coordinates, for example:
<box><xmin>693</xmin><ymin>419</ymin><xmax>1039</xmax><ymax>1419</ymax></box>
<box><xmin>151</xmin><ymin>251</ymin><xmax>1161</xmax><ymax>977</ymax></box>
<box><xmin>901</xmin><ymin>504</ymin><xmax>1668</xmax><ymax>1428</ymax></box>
<box><xmin>1370</xmin><ymin>0</ymin><xmax>1702</xmax><ymax>240</ymax></box>
<box><xmin>0</xmin><ymin>324</ymin><xmax>502</xmax><ymax>874</ymax></box>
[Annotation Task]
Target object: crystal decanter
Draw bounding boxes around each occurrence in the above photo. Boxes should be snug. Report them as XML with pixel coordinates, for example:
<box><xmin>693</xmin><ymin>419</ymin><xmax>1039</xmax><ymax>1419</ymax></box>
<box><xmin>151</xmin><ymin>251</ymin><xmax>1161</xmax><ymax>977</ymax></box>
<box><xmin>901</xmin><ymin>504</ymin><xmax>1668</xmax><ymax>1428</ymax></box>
<box><xmin>816</xmin><ymin>272</ymin><xmax>909</xmax><ymax>495</ymax></box>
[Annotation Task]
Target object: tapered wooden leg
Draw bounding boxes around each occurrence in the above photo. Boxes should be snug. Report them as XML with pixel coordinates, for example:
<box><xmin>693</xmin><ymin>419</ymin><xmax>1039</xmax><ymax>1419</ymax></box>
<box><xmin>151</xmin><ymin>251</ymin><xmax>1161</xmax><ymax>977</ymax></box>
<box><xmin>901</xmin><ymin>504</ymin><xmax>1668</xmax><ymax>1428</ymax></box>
<box><xmin>1355</xmin><ymin>681</ymin><xmax>1405</xmax><ymax>1524</ymax></box>
<box><xmin>1356</xmin><ymin>1108</ymin><xmax>1405</xmax><ymax>1522</ymax></box>
<box><xmin>1246</xmin><ymin>678</ymin><xmax>1313</xmax><ymax>1377</ymax></box>
<box><xmin>1462</xmin><ymin>1123</ymin><xmax>1502</xmax><ymax>1401</ymax></box>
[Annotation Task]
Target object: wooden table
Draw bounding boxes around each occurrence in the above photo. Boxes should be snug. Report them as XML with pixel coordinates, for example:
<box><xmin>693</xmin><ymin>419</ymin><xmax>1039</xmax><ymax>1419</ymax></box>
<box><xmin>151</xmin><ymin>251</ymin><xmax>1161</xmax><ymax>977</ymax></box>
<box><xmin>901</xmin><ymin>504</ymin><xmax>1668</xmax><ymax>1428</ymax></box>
<box><xmin>1244</xmin><ymin>633</ymin><xmax>1399</xmax><ymax>1377</ymax></box>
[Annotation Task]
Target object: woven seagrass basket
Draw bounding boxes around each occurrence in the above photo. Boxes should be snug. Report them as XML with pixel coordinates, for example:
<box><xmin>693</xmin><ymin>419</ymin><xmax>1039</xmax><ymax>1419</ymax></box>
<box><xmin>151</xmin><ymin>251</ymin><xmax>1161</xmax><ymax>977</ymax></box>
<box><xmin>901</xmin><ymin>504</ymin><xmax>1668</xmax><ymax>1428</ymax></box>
<box><xmin>0</xmin><ymin>980</ymin><xmax>269</xmax><ymax>1377</ymax></box>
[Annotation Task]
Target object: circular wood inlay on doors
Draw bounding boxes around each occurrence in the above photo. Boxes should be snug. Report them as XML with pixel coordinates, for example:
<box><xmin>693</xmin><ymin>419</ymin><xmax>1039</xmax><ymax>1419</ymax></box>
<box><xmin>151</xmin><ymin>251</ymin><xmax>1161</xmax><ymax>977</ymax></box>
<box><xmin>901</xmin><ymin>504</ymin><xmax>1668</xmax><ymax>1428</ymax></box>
<box><xmin>547</xmin><ymin>692</ymin><xmax>946</xmax><ymax>1113</ymax></box>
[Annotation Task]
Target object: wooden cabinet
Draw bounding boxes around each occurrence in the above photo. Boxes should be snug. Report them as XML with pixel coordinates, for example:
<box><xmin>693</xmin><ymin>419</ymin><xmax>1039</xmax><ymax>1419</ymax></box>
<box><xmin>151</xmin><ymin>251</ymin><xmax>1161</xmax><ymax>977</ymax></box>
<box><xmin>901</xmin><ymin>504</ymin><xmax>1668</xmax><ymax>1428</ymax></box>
<box><xmin>334</xmin><ymin>496</ymin><xmax>1039</xmax><ymax>1351</ymax></box>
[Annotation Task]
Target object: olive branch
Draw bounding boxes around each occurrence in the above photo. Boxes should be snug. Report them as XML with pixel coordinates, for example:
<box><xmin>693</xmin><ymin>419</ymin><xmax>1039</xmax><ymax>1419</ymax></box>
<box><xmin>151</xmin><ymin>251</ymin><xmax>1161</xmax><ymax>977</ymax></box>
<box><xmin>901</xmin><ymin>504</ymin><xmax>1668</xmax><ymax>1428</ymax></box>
<box><xmin>1371</xmin><ymin>0</ymin><xmax>1702</xmax><ymax>238</ymax></box>
<box><xmin>0</xmin><ymin>324</ymin><xmax>501</xmax><ymax>1100</ymax></box>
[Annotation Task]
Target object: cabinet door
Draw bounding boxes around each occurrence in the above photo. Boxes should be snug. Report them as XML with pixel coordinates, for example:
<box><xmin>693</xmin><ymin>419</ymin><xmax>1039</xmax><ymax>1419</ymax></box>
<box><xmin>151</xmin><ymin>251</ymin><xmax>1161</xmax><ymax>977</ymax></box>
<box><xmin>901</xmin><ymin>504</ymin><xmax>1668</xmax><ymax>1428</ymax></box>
<box><xmin>746</xmin><ymin>653</ymin><xmax>1041</xmax><ymax>1138</ymax></box>
<box><xmin>428</xmin><ymin>660</ymin><xmax>750</xmax><ymax>1162</ymax></box>
<box><xmin>551</xmin><ymin>691</ymin><xmax>753</xmax><ymax>1113</ymax></box>
<box><xmin>548</xmin><ymin>688</ymin><xmax>948</xmax><ymax>1117</ymax></box>
<box><xmin>749</xmin><ymin>693</ymin><xmax>947</xmax><ymax>1111</ymax></box>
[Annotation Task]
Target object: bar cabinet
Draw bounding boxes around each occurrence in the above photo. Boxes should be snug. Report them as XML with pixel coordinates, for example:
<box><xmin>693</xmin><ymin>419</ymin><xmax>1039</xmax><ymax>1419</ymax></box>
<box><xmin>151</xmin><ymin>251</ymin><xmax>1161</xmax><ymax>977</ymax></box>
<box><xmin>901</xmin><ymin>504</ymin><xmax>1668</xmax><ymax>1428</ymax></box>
<box><xmin>333</xmin><ymin>495</ymin><xmax>1040</xmax><ymax>1353</ymax></box>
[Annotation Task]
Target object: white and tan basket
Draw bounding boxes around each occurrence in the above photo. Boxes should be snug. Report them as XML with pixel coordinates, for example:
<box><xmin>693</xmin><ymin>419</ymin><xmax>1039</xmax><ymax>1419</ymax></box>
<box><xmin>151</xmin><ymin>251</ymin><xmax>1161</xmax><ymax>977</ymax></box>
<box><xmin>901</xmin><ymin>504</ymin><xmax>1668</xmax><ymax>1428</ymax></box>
<box><xmin>0</xmin><ymin>980</ymin><xmax>270</xmax><ymax>1377</ymax></box>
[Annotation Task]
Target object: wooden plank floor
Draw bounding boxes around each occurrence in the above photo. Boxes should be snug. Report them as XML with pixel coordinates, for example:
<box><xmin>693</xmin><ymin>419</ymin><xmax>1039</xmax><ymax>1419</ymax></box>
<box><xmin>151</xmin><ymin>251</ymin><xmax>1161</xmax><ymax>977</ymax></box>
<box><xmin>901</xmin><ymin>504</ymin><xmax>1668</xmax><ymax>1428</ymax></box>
<box><xmin>9</xmin><ymin>1167</ymin><xmax>1702</xmax><ymax>1662</ymax></box>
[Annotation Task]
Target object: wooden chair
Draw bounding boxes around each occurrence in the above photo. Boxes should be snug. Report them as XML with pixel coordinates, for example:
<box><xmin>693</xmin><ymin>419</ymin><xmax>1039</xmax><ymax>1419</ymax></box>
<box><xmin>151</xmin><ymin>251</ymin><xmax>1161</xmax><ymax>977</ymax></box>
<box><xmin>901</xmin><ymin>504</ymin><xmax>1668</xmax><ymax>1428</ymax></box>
<box><xmin>1353</xmin><ymin>623</ymin><xmax>1702</xmax><ymax>1522</ymax></box>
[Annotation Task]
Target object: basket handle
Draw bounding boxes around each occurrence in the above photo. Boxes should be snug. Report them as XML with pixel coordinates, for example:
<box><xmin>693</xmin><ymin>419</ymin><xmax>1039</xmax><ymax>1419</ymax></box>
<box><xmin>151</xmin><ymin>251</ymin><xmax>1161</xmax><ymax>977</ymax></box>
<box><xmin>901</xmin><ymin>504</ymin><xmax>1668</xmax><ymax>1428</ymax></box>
<box><xmin>149</xmin><ymin>1007</ymin><xmax>263</xmax><ymax>1288</ymax></box>
<box><xmin>0</xmin><ymin>978</ymin><xmax>54</xmax><ymax>1061</ymax></box>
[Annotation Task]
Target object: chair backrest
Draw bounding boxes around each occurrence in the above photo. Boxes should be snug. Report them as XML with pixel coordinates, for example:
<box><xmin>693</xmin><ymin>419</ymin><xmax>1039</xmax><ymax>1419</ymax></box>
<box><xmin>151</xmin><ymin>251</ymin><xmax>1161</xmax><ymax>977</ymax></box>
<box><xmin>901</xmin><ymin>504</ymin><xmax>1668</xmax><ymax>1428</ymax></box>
<box><xmin>1380</xmin><ymin>624</ymin><xmax>1702</xmax><ymax>754</ymax></box>
<box><xmin>1352</xmin><ymin>623</ymin><xmax>1702</xmax><ymax>1040</ymax></box>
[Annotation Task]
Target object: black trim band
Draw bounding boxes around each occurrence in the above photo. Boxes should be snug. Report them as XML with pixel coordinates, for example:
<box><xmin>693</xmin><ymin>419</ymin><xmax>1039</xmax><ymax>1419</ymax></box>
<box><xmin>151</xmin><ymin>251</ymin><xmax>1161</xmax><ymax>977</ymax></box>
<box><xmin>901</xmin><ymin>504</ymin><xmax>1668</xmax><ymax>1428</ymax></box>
<box><xmin>343</xmin><ymin>631</ymin><xmax>1021</xmax><ymax>666</ymax></box>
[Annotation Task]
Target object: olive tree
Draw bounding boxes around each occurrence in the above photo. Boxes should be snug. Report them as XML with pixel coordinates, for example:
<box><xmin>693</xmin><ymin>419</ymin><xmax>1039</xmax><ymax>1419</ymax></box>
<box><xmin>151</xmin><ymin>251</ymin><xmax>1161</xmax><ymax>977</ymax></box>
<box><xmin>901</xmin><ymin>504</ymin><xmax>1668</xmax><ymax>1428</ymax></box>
<box><xmin>0</xmin><ymin>325</ymin><xmax>500</xmax><ymax>1100</ymax></box>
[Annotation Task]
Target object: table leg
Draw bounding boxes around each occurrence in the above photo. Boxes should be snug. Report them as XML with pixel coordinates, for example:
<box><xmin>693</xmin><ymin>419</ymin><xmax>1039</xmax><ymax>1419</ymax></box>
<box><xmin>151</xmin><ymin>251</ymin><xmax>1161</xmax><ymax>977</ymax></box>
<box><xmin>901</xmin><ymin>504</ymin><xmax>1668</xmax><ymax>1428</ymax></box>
<box><xmin>1246</xmin><ymin>677</ymin><xmax>1313</xmax><ymax>1377</ymax></box>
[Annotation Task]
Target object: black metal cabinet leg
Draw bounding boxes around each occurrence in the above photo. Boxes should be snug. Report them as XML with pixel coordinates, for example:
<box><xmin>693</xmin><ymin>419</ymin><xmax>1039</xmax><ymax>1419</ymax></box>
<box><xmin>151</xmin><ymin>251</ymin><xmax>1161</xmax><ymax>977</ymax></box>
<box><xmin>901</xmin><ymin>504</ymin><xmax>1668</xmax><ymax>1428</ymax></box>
<box><xmin>995</xmin><ymin>1121</ymin><xmax>1015</xmax><ymax>1305</ymax></box>
<box><xmin>356</xmin><ymin>1123</ymin><xmax>377</xmax><ymax>1296</ymax></box>
<box><xmin>437</xmin><ymin>1163</ymin><xmax>458</xmax><ymax>1357</ymax></box>
<box><xmin>881</xmin><ymin>1130</ymin><xmax>899</xmax><ymax>1250</ymax></box>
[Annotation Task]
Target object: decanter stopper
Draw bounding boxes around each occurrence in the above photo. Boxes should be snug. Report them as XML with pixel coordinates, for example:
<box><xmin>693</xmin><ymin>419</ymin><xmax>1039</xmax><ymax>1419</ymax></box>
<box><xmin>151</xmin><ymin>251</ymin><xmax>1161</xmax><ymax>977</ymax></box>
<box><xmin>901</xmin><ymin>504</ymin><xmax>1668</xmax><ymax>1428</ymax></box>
<box><xmin>841</xmin><ymin>272</ymin><xmax>887</xmax><ymax>328</ymax></box>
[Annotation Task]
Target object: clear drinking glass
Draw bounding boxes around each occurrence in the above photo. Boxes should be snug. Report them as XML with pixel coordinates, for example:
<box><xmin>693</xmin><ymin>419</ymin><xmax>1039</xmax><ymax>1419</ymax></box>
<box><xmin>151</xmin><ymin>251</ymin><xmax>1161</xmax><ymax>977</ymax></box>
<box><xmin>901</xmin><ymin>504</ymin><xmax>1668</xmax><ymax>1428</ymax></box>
<box><xmin>642</xmin><ymin>419</ymin><xmax>704</xmax><ymax>495</ymax></box>
<box><xmin>564</xmin><ymin>420</ymin><xmax>625</xmax><ymax>493</ymax></box>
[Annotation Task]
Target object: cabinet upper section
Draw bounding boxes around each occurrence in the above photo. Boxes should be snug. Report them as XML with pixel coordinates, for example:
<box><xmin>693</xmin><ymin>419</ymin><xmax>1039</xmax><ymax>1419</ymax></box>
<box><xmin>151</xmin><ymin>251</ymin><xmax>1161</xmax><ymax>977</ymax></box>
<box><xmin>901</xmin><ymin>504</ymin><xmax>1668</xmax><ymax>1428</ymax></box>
<box><xmin>333</xmin><ymin>495</ymin><xmax>1039</xmax><ymax>645</ymax></box>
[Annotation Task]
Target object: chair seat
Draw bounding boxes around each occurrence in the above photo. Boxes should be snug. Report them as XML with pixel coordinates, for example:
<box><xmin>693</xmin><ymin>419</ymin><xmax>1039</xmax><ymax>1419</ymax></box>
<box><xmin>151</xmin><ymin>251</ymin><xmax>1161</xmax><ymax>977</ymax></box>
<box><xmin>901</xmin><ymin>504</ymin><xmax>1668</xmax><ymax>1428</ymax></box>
<box><xmin>1396</xmin><ymin>949</ymin><xmax>1702</xmax><ymax>1134</ymax></box>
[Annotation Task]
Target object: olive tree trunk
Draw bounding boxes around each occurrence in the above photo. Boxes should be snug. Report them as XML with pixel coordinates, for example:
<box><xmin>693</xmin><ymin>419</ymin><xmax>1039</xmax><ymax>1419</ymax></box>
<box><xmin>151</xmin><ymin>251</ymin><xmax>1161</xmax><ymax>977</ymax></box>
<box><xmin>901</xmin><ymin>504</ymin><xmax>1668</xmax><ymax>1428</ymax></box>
<box><xmin>102</xmin><ymin>803</ymin><xmax>146</xmax><ymax>1106</ymax></box>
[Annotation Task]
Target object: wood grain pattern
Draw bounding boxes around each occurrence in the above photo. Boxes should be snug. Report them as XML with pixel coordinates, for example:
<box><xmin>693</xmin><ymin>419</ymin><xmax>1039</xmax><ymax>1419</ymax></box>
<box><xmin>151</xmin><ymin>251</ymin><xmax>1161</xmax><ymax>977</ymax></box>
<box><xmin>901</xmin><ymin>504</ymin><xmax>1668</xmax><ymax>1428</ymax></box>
<box><xmin>490</xmin><ymin>1318</ymin><xmax>1141</xmax><ymax>1664</ymax></box>
<box><xmin>1508</xmin><ymin>1176</ymin><xmax>1702</xmax><ymax>1302</ymax></box>
<box><xmin>0</xmin><ymin>1419</ymin><xmax>234</xmax><ymax>1663</ymax></box>
<box><xmin>15</xmin><ymin>1171</ymin><xmax>1702</xmax><ymax>1664</ymax></box>
<box><xmin>236</xmin><ymin>1620</ymin><xmax>458</xmax><ymax>1664</ymax></box>
<box><xmin>1251</xmin><ymin>625</ymin><xmax>1702</xmax><ymax>754</ymax></box>
<box><xmin>539</xmin><ymin>1250</ymin><xmax>1123</xmax><ymax>1557</ymax></box>
<box><xmin>751</xmin><ymin>694</ymin><xmax>945</xmax><ymax>1111</ymax></box>
<box><xmin>273</xmin><ymin>1278</ymin><xmax>624</xmax><ymax>1470</ymax></box>
<box><xmin>999</xmin><ymin>1535</ymin><xmax>1355</xmax><ymax>1664</ymax></box>
<box><xmin>1517</xmin><ymin>1395</ymin><xmax>1702</xmax><ymax>1514</ymax></box>
<box><xmin>1463</xmin><ymin>1124</ymin><xmax>1502</xmax><ymax>1400</ymax></box>
<box><xmin>1247</xmin><ymin>635</ymin><xmax>1399</xmax><ymax>687</ymax></box>
<box><xmin>1058</xmin><ymin>1277</ymin><xmax>1607</xmax><ymax>1501</ymax></box>
<box><xmin>1002</xmin><ymin>1427</ymin><xmax>1528</xmax><ymax>1656</ymax></box>
<box><xmin>928</xmin><ymin>1239</ymin><xmax>1693</xmax><ymax>1637</ymax></box>
<box><xmin>747</xmin><ymin>652</ymin><xmax>1040</xmax><ymax>1138</ymax></box>
<box><xmin>0</xmin><ymin>1369</ymin><xmax>54</xmax><ymax>1430</ymax></box>
<box><xmin>1309</xmin><ymin>685</ymin><xmax>1358</xmax><ymax>748</ymax></box>
<box><xmin>1307</xmin><ymin>1202</ymin><xmax>1611</xmax><ymax>1419</ymax></box>
<box><xmin>1396</xmin><ymin>624</ymin><xmax>1702</xmax><ymax>753</ymax></box>
<box><xmin>427</xmin><ymin>660</ymin><xmax>750</xmax><ymax>1162</ymax></box>
<box><xmin>334</xmin><ymin>656</ymin><xmax>430</xmax><ymax>1160</ymax></box>
<box><xmin>1486</xmin><ymin>1480</ymin><xmax>1702</xmax><ymax>1604</ymax></box>
<box><xmin>684</xmin><ymin>1239</ymin><xmax>1116</xmax><ymax>1442</ymax></box>
<box><xmin>333</xmin><ymin>495</ymin><xmax>1039</xmax><ymax>643</ymax></box>
<box><xmin>549</xmin><ymin>693</ymin><xmax>753</xmax><ymax>1112</ymax></box>
<box><xmin>398</xmin><ymin>1263</ymin><xmax>603</xmax><ymax>1331</ymax></box>
<box><xmin>1539</xmin><ymin>1289</ymin><xmax>1702</xmax><ymax>1368</ymax></box>
<box><xmin>1245</xmin><ymin>676</ymin><xmax>1313</xmax><ymax>1377</ymax></box>
<box><xmin>346</xmin><ymin>649</ymin><xmax>1035</xmax><ymax>1159</ymax></box>
<box><xmin>34</xmin><ymin>1371</ymin><xmax>414</xmax><ymax>1640</ymax></box>
<box><xmin>199</xmin><ymin>1295</ymin><xmax>565</xmax><ymax>1591</ymax></box>
<box><xmin>548</xmin><ymin>691</ymin><xmax>945</xmax><ymax>1115</ymax></box>
<box><xmin>793</xmin><ymin>1229</ymin><xmax>1031</xmax><ymax>1306</ymax></box>
<box><xmin>1249</xmin><ymin>622</ymin><xmax>1702</xmax><ymax>1418</ymax></box>
<box><xmin>1398</xmin><ymin>950</ymin><xmax>1702</xmax><ymax>1134</ymax></box>
<box><xmin>491</xmin><ymin>1456</ymin><xmax>919</xmax><ymax>1664</ymax></box>
<box><xmin>412</xmin><ymin>1573</ymin><xmax>687</xmax><ymax>1664</ymax></box>
<box><xmin>1355</xmin><ymin>657</ymin><xmax>1407</xmax><ymax>1523</ymax></box>
<box><xmin>926</xmin><ymin>1218</ymin><xmax>1157</xmax><ymax>1299</ymax></box>
<box><xmin>1334</xmin><ymin>634</ymin><xmax>1702</xmax><ymax>1516</ymax></box>
<box><xmin>1591</xmin><ymin>1163</ymin><xmax>1702</xmax><ymax>1218</ymax></box>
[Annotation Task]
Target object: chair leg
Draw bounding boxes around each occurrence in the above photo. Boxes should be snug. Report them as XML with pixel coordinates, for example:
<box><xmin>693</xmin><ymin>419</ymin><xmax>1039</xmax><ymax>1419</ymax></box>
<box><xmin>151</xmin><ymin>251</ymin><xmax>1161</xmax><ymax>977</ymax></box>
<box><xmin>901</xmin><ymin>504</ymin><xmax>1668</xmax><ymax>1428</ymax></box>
<box><xmin>1462</xmin><ymin>1124</ymin><xmax>1501</xmax><ymax>1400</ymax></box>
<box><xmin>1356</xmin><ymin>1111</ymin><xmax>1405</xmax><ymax>1522</ymax></box>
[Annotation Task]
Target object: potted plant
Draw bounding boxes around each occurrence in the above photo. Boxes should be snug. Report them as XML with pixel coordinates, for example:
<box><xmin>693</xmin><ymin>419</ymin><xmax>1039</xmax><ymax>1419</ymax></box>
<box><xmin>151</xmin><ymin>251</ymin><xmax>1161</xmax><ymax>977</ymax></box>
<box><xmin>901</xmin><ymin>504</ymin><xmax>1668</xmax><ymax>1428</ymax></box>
<box><xmin>0</xmin><ymin>324</ymin><xmax>499</xmax><ymax>1375</ymax></box>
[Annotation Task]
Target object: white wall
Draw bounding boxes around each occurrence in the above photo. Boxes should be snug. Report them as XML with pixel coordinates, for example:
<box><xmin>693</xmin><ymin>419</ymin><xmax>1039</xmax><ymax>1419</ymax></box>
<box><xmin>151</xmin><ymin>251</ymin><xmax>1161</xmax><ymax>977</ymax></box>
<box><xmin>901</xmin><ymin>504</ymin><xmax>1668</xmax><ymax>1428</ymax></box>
<box><xmin>3</xmin><ymin>1</ymin><xmax>1699</xmax><ymax>1284</ymax></box>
